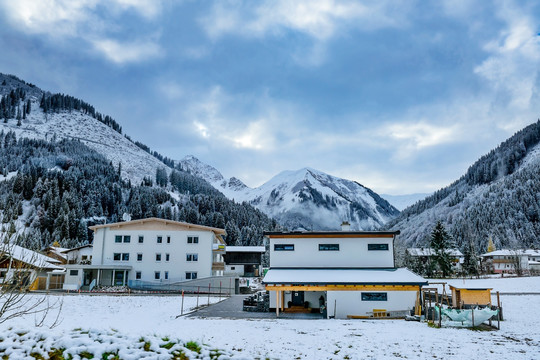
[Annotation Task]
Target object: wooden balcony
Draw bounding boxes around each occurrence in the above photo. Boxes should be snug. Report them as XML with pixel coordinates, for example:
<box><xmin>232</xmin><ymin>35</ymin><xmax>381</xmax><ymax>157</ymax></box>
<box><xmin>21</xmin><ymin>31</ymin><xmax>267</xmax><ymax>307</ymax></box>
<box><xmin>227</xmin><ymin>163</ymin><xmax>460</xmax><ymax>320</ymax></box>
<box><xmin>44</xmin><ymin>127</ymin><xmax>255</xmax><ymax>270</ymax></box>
<box><xmin>212</xmin><ymin>262</ymin><xmax>225</xmax><ymax>271</ymax></box>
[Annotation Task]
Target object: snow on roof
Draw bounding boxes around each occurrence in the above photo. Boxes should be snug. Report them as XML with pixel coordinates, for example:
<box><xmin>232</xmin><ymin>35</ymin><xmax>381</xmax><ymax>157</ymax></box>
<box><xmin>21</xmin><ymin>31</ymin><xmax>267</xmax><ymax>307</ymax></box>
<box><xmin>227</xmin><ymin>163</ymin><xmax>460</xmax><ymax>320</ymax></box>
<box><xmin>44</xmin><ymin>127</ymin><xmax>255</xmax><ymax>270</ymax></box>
<box><xmin>407</xmin><ymin>248</ymin><xmax>463</xmax><ymax>257</ymax></box>
<box><xmin>263</xmin><ymin>268</ymin><xmax>427</xmax><ymax>285</ymax></box>
<box><xmin>1</xmin><ymin>244</ymin><xmax>63</xmax><ymax>270</ymax></box>
<box><xmin>524</xmin><ymin>249</ymin><xmax>540</xmax><ymax>256</ymax></box>
<box><xmin>481</xmin><ymin>249</ymin><xmax>529</xmax><ymax>257</ymax></box>
<box><xmin>226</xmin><ymin>246</ymin><xmax>266</xmax><ymax>253</ymax></box>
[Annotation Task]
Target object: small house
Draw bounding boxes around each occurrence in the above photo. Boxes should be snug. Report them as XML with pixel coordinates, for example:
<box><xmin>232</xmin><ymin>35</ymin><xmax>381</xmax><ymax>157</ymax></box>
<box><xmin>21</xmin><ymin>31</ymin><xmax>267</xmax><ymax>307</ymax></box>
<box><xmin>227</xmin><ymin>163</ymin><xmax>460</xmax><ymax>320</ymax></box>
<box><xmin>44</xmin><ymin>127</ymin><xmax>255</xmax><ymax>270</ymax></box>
<box><xmin>224</xmin><ymin>246</ymin><xmax>265</xmax><ymax>277</ymax></box>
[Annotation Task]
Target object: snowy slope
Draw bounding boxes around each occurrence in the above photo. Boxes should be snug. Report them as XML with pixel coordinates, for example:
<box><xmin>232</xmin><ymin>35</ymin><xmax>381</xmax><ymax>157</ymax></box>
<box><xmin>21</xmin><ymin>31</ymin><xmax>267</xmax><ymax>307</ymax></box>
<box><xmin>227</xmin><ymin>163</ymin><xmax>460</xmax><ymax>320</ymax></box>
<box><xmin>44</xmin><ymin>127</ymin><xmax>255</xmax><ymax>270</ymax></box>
<box><xmin>388</xmin><ymin>139</ymin><xmax>540</xmax><ymax>249</ymax></box>
<box><xmin>0</xmin><ymin>77</ymin><xmax>169</xmax><ymax>185</ymax></box>
<box><xmin>179</xmin><ymin>156</ymin><xmax>399</xmax><ymax>231</ymax></box>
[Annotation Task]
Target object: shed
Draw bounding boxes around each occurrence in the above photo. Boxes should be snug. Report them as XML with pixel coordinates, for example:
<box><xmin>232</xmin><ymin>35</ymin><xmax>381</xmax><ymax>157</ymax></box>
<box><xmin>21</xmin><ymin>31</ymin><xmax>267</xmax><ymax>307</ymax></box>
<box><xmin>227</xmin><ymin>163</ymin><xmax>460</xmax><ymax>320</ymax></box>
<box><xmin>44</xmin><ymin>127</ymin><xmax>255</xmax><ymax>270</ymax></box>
<box><xmin>449</xmin><ymin>285</ymin><xmax>492</xmax><ymax>308</ymax></box>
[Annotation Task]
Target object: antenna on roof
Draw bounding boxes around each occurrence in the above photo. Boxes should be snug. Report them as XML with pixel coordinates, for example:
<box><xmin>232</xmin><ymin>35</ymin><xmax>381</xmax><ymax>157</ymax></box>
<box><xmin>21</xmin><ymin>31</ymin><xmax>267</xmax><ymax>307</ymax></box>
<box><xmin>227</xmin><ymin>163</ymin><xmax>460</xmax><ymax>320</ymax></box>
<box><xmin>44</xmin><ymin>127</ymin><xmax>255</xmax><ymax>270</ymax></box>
<box><xmin>122</xmin><ymin>213</ymin><xmax>132</xmax><ymax>222</ymax></box>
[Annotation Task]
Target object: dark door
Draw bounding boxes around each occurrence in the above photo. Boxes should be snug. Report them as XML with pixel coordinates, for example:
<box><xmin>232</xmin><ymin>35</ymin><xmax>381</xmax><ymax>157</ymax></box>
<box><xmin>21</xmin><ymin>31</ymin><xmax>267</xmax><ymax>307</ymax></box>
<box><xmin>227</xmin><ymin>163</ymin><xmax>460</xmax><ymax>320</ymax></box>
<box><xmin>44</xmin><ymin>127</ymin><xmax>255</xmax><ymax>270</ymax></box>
<box><xmin>292</xmin><ymin>291</ymin><xmax>304</xmax><ymax>306</ymax></box>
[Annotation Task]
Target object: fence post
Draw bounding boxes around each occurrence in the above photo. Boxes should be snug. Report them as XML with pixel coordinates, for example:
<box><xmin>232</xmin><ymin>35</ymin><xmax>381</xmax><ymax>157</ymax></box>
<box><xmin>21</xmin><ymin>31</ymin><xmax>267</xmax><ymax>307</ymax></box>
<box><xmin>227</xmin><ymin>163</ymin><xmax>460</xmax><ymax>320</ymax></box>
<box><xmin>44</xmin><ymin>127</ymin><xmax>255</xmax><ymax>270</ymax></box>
<box><xmin>471</xmin><ymin>307</ymin><xmax>474</xmax><ymax>327</ymax></box>
<box><xmin>181</xmin><ymin>290</ymin><xmax>185</xmax><ymax>316</ymax></box>
<box><xmin>208</xmin><ymin>283</ymin><xmax>211</xmax><ymax>306</ymax></box>
<box><xmin>219</xmin><ymin>281</ymin><xmax>222</xmax><ymax>301</ymax></box>
<box><xmin>229</xmin><ymin>278</ymin><xmax>232</xmax><ymax>296</ymax></box>
<box><xmin>196</xmin><ymin>286</ymin><xmax>200</xmax><ymax>311</ymax></box>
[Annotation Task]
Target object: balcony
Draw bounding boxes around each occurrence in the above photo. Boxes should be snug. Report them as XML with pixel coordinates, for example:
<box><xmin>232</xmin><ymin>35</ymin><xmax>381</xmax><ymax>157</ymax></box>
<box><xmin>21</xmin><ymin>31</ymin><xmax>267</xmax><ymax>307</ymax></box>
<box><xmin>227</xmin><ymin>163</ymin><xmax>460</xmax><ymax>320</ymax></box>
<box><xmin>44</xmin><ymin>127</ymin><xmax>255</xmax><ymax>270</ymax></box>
<box><xmin>212</xmin><ymin>262</ymin><xmax>225</xmax><ymax>271</ymax></box>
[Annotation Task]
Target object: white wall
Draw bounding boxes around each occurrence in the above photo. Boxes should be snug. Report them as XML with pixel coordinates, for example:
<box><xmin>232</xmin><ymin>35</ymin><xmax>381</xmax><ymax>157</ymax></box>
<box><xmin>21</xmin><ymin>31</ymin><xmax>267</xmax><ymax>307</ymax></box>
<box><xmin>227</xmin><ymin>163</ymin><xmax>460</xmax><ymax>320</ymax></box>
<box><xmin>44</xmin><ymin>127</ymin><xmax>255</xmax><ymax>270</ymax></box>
<box><xmin>270</xmin><ymin>237</ymin><xmax>394</xmax><ymax>268</ymax></box>
<box><xmin>269</xmin><ymin>290</ymin><xmax>326</xmax><ymax>308</ymax></box>
<box><xmin>92</xmin><ymin>228</ymin><xmax>214</xmax><ymax>282</ymax></box>
<box><xmin>326</xmin><ymin>291</ymin><xmax>417</xmax><ymax>319</ymax></box>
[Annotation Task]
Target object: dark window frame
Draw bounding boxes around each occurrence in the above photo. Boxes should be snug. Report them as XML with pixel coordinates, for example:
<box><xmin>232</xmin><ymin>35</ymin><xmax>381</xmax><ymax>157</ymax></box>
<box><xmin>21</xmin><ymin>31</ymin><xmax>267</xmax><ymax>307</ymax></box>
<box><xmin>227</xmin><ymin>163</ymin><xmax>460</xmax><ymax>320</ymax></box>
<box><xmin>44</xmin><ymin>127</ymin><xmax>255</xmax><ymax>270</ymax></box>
<box><xmin>113</xmin><ymin>253</ymin><xmax>121</xmax><ymax>261</ymax></box>
<box><xmin>123</xmin><ymin>235</ymin><xmax>131</xmax><ymax>243</ymax></box>
<box><xmin>137</xmin><ymin>253</ymin><xmax>143</xmax><ymax>261</ymax></box>
<box><xmin>368</xmin><ymin>243</ymin><xmax>389</xmax><ymax>251</ymax></box>
<box><xmin>138</xmin><ymin>235</ymin><xmax>144</xmax><ymax>244</ymax></box>
<box><xmin>115</xmin><ymin>235</ymin><xmax>122</xmax><ymax>243</ymax></box>
<box><xmin>157</xmin><ymin>236</ymin><xmax>163</xmax><ymax>244</ymax></box>
<box><xmin>319</xmin><ymin>244</ymin><xmax>339</xmax><ymax>251</ymax></box>
<box><xmin>69</xmin><ymin>270</ymin><xmax>79</xmax><ymax>276</ymax></box>
<box><xmin>187</xmin><ymin>236</ymin><xmax>199</xmax><ymax>244</ymax></box>
<box><xmin>136</xmin><ymin>271</ymin><xmax>142</xmax><ymax>280</ymax></box>
<box><xmin>274</xmin><ymin>244</ymin><xmax>295</xmax><ymax>251</ymax></box>
<box><xmin>361</xmin><ymin>292</ymin><xmax>388</xmax><ymax>301</ymax></box>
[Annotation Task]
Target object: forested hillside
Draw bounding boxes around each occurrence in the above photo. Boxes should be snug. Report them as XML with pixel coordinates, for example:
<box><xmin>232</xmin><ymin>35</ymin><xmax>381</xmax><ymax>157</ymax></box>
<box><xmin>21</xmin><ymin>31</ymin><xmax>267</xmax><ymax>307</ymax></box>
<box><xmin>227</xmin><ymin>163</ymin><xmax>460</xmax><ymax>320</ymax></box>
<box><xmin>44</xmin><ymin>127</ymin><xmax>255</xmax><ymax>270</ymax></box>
<box><xmin>388</xmin><ymin>120</ymin><xmax>540</xmax><ymax>252</ymax></box>
<box><xmin>0</xmin><ymin>73</ymin><xmax>279</xmax><ymax>249</ymax></box>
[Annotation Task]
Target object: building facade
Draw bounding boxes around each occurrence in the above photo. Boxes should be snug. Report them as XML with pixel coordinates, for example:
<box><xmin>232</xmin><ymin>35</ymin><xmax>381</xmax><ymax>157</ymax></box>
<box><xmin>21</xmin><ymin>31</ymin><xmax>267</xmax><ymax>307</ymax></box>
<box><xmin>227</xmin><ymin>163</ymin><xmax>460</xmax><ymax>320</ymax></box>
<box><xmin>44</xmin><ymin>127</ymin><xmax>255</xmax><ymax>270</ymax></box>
<box><xmin>224</xmin><ymin>246</ymin><xmax>265</xmax><ymax>277</ymax></box>
<box><xmin>263</xmin><ymin>229</ymin><xmax>427</xmax><ymax>319</ymax></box>
<box><xmin>63</xmin><ymin>218</ymin><xmax>226</xmax><ymax>290</ymax></box>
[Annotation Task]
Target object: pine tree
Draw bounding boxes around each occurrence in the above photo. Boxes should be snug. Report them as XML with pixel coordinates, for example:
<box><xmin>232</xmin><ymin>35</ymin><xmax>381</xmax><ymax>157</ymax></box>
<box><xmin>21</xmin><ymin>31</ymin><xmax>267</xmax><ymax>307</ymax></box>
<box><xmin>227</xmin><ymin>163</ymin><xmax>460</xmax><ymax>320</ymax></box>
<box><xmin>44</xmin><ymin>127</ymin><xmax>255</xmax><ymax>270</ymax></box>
<box><xmin>429</xmin><ymin>221</ymin><xmax>454</xmax><ymax>277</ymax></box>
<box><xmin>462</xmin><ymin>241</ymin><xmax>479</xmax><ymax>277</ymax></box>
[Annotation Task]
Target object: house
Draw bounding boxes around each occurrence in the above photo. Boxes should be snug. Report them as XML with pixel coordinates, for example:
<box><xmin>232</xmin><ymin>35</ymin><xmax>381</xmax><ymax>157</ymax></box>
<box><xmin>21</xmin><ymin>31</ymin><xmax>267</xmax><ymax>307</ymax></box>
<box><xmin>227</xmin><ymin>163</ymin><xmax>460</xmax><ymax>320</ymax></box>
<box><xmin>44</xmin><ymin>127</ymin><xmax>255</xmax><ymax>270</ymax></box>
<box><xmin>406</xmin><ymin>248</ymin><xmax>464</xmax><ymax>271</ymax></box>
<box><xmin>0</xmin><ymin>243</ymin><xmax>64</xmax><ymax>290</ymax></box>
<box><xmin>62</xmin><ymin>244</ymin><xmax>93</xmax><ymax>264</ymax></box>
<box><xmin>481</xmin><ymin>249</ymin><xmax>529</xmax><ymax>274</ymax></box>
<box><xmin>263</xmin><ymin>227</ymin><xmax>427</xmax><ymax>319</ymax></box>
<box><xmin>43</xmin><ymin>246</ymin><xmax>69</xmax><ymax>264</ymax></box>
<box><xmin>62</xmin><ymin>218</ymin><xmax>226</xmax><ymax>290</ymax></box>
<box><xmin>524</xmin><ymin>249</ymin><xmax>540</xmax><ymax>273</ymax></box>
<box><xmin>224</xmin><ymin>246</ymin><xmax>265</xmax><ymax>277</ymax></box>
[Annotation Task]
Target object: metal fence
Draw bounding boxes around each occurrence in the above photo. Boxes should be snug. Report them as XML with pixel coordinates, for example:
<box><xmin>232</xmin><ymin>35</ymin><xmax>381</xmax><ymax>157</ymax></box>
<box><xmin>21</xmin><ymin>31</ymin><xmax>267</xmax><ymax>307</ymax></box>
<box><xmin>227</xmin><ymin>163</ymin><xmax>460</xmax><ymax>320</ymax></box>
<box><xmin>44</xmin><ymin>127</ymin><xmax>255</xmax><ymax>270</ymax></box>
<box><xmin>127</xmin><ymin>276</ymin><xmax>238</xmax><ymax>295</ymax></box>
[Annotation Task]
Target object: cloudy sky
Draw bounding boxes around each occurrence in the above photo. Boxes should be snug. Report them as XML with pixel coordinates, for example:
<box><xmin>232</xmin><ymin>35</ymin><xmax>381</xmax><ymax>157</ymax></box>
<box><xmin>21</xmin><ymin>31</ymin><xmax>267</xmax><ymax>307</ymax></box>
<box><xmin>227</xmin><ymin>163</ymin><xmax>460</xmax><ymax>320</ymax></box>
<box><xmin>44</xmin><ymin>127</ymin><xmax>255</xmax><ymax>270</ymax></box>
<box><xmin>1</xmin><ymin>0</ymin><xmax>539</xmax><ymax>195</ymax></box>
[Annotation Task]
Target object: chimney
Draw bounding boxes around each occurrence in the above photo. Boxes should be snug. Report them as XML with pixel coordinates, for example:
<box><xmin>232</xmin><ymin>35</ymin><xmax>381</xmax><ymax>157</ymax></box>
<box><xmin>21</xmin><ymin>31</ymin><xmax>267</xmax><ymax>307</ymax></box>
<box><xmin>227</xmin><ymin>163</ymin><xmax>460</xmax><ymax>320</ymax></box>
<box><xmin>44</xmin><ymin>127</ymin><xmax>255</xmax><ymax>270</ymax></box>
<box><xmin>341</xmin><ymin>221</ymin><xmax>350</xmax><ymax>231</ymax></box>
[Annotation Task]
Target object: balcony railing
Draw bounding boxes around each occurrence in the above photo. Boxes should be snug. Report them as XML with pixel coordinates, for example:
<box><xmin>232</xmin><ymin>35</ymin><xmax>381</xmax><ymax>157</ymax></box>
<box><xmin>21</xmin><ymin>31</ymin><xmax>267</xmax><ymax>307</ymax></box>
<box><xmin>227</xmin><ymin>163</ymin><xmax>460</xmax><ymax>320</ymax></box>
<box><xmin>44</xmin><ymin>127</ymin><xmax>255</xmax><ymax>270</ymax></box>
<box><xmin>212</xmin><ymin>262</ymin><xmax>225</xmax><ymax>271</ymax></box>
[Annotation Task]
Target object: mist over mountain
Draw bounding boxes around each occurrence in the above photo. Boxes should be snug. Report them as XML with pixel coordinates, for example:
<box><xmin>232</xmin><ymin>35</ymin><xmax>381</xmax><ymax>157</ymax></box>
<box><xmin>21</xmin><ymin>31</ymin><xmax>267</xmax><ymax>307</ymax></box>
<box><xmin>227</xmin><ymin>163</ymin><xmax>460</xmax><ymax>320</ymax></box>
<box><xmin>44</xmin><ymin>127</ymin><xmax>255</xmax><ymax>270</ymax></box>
<box><xmin>387</xmin><ymin>119</ymin><xmax>540</xmax><ymax>252</ymax></box>
<box><xmin>179</xmin><ymin>156</ymin><xmax>399</xmax><ymax>231</ymax></box>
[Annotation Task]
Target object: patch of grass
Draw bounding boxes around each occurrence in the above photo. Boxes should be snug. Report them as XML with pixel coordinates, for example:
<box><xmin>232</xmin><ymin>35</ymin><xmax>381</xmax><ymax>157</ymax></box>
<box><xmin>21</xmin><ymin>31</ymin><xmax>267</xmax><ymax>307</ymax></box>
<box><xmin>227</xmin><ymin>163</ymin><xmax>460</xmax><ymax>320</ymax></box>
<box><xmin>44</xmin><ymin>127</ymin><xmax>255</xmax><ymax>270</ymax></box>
<box><xmin>171</xmin><ymin>350</ymin><xmax>188</xmax><ymax>360</ymax></box>
<box><xmin>48</xmin><ymin>348</ymin><xmax>66</xmax><ymax>360</ymax></box>
<box><xmin>143</xmin><ymin>341</ymin><xmax>152</xmax><ymax>352</ymax></box>
<box><xmin>2</xmin><ymin>355</ymin><xmax>8</xmax><ymax>360</ymax></box>
<box><xmin>79</xmin><ymin>351</ymin><xmax>94</xmax><ymax>359</ymax></box>
<box><xmin>101</xmin><ymin>352</ymin><xmax>119</xmax><ymax>360</ymax></box>
<box><xmin>160</xmin><ymin>342</ymin><xmax>175</xmax><ymax>350</ymax></box>
<box><xmin>185</xmin><ymin>341</ymin><xmax>201</xmax><ymax>353</ymax></box>
<box><xmin>30</xmin><ymin>352</ymin><xmax>45</xmax><ymax>360</ymax></box>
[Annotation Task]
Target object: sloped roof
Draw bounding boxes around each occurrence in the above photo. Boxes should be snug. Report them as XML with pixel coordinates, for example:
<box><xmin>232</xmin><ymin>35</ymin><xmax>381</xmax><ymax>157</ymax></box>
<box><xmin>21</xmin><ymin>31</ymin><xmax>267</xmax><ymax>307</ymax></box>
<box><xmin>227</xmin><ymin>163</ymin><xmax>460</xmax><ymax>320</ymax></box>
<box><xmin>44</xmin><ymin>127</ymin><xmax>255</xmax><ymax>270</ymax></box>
<box><xmin>62</xmin><ymin>244</ymin><xmax>93</xmax><ymax>253</ymax></box>
<box><xmin>263</xmin><ymin>268</ymin><xmax>427</xmax><ymax>286</ymax></box>
<box><xmin>481</xmin><ymin>249</ymin><xmax>529</xmax><ymax>257</ymax></box>
<box><xmin>89</xmin><ymin>217</ymin><xmax>226</xmax><ymax>236</ymax></box>
<box><xmin>1</xmin><ymin>244</ymin><xmax>63</xmax><ymax>270</ymax></box>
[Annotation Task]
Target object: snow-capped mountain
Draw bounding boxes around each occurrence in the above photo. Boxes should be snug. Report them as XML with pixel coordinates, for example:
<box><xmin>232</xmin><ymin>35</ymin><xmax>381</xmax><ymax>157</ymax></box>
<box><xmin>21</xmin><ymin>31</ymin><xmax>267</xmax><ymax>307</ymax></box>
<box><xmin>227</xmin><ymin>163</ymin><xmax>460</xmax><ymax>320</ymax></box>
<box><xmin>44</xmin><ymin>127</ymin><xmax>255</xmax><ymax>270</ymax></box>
<box><xmin>387</xmin><ymin>120</ymin><xmax>540</xmax><ymax>250</ymax></box>
<box><xmin>179</xmin><ymin>156</ymin><xmax>399</xmax><ymax>231</ymax></box>
<box><xmin>380</xmin><ymin>193</ymin><xmax>430</xmax><ymax>211</ymax></box>
<box><xmin>0</xmin><ymin>73</ymin><xmax>168</xmax><ymax>185</ymax></box>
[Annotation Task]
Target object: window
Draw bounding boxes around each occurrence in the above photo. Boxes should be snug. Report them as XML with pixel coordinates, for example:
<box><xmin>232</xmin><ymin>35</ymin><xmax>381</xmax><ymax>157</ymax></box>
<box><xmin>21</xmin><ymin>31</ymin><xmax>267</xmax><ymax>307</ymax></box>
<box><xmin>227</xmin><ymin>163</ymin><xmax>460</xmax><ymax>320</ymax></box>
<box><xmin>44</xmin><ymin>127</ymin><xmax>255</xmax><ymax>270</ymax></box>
<box><xmin>165</xmin><ymin>253</ymin><xmax>170</xmax><ymax>262</ymax></box>
<box><xmin>361</xmin><ymin>293</ymin><xmax>388</xmax><ymax>301</ymax></box>
<box><xmin>319</xmin><ymin>244</ymin><xmax>339</xmax><ymax>251</ymax></box>
<box><xmin>136</xmin><ymin>271</ymin><xmax>142</xmax><ymax>280</ymax></box>
<box><xmin>69</xmin><ymin>270</ymin><xmax>79</xmax><ymax>276</ymax></box>
<box><xmin>113</xmin><ymin>253</ymin><xmax>121</xmax><ymax>261</ymax></box>
<box><xmin>154</xmin><ymin>271</ymin><xmax>160</xmax><ymax>280</ymax></box>
<box><xmin>167</xmin><ymin>236</ymin><xmax>171</xmax><ymax>244</ymax></box>
<box><xmin>187</xmin><ymin>236</ymin><xmax>199</xmax><ymax>244</ymax></box>
<box><xmin>122</xmin><ymin>253</ymin><xmax>129</xmax><ymax>261</ymax></box>
<box><xmin>156</xmin><ymin>253</ymin><xmax>162</xmax><ymax>262</ymax></box>
<box><xmin>185</xmin><ymin>272</ymin><xmax>197</xmax><ymax>280</ymax></box>
<box><xmin>81</xmin><ymin>255</ymin><xmax>88</xmax><ymax>261</ymax></box>
<box><xmin>164</xmin><ymin>271</ymin><xmax>169</xmax><ymax>280</ymax></box>
<box><xmin>137</xmin><ymin>253</ymin><xmax>143</xmax><ymax>261</ymax></box>
<box><xmin>231</xmin><ymin>267</ymin><xmax>235</xmax><ymax>270</ymax></box>
<box><xmin>157</xmin><ymin>236</ymin><xmax>163</xmax><ymax>244</ymax></box>
<box><xmin>0</xmin><ymin>270</ymin><xmax>6</xmax><ymax>279</ymax></box>
<box><xmin>115</xmin><ymin>235</ymin><xmax>122</xmax><ymax>243</ymax></box>
<box><xmin>123</xmin><ymin>235</ymin><xmax>131</xmax><ymax>243</ymax></box>
<box><xmin>274</xmin><ymin>244</ymin><xmax>294</xmax><ymax>251</ymax></box>
<box><xmin>368</xmin><ymin>244</ymin><xmax>389</xmax><ymax>251</ymax></box>
<box><xmin>186</xmin><ymin>253</ymin><xmax>198</xmax><ymax>262</ymax></box>
<box><xmin>138</xmin><ymin>236</ymin><xmax>144</xmax><ymax>244</ymax></box>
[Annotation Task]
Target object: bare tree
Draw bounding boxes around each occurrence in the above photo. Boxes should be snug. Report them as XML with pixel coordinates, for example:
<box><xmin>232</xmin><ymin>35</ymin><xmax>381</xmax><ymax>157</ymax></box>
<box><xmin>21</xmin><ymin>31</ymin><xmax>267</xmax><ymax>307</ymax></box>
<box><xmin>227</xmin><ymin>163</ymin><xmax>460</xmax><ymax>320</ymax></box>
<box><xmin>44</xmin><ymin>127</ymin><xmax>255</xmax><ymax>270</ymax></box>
<box><xmin>0</xmin><ymin>235</ymin><xmax>63</xmax><ymax>327</ymax></box>
<box><xmin>508</xmin><ymin>250</ymin><xmax>525</xmax><ymax>277</ymax></box>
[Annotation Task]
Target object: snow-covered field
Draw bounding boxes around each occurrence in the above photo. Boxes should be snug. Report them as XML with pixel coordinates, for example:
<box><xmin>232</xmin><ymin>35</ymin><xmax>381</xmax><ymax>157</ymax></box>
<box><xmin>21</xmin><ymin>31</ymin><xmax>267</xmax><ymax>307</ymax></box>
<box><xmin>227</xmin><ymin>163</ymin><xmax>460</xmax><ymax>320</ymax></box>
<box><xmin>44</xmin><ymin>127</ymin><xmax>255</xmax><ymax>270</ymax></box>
<box><xmin>1</xmin><ymin>277</ymin><xmax>539</xmax><ymax>359</ymax></box>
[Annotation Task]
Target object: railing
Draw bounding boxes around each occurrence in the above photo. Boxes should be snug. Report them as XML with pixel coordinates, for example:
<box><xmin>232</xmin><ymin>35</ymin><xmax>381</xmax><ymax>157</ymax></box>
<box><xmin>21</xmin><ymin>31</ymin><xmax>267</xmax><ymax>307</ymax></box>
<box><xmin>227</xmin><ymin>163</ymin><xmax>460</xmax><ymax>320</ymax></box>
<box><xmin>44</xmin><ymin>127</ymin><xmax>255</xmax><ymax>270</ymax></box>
<box><xmin>212</xmin><ymin>262</ymin><xmax>225</xmax><ymax>271</ymax></box>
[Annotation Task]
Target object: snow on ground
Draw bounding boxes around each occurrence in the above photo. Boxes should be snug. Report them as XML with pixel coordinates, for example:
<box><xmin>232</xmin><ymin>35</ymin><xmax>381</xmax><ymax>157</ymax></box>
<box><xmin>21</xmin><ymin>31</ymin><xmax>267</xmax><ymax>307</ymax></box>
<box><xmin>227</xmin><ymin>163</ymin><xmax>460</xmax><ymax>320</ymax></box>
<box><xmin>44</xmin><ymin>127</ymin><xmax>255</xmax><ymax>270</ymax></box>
<box><xmin>1</xmin><ymin>277</ymin><xmax>539</xmax><ymax>359</ymax></box>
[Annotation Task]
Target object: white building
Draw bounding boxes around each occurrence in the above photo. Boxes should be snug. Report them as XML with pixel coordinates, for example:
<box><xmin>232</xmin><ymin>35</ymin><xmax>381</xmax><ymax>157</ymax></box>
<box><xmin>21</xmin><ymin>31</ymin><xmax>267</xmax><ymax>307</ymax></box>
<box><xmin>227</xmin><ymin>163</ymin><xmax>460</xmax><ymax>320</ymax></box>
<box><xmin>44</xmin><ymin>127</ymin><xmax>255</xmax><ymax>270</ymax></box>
<box><xmin>482</xmin><ymin>249</ymin><xmax>532</xmax><ymax>274</ymax></box>
<box><xmin>263</xmin><ymin>228</ymin><xmax>427</xmax><ymax>319</ymax></box>
<box><xmin>63</xmin><ymin>218</ymin><xmax>226</xmax><ymax>290</ymax></box>
<box><xmin>406</xmin><ymin>248</ymin><xmax>464</xmax><ymax>270</ymax></box>
<box><xmin>62</xmin><ymin>244</ymin><xmax>93</xmax><ymax>264</ymax></box>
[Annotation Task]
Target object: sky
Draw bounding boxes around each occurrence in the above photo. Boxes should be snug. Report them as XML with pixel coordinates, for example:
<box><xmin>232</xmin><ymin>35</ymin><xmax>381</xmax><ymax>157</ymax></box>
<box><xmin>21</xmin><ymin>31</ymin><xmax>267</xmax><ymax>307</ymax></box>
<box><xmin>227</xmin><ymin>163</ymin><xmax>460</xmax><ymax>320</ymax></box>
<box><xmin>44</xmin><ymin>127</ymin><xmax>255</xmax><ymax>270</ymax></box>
<box><xmin>0</xmin><ymin>0</ymin><xmax>539</xmax><ymax>195</ymax></box>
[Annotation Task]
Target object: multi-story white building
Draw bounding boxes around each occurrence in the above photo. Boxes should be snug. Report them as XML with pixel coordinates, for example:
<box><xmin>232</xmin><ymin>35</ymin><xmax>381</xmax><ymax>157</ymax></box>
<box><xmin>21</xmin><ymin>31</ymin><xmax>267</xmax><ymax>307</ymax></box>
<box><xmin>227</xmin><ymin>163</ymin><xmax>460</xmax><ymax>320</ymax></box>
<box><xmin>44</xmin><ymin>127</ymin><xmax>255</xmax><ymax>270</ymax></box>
<box><xmin>63</xmin><ymin>218</ymin><xmax>226</xmax><ymax>290</ymax></box>
<box><xmin>481</xmin><ymin>249</ymin><xmax>531</xmax><ymax>274</ymax></box>
<box><xmin>263</xmin><ymin>226</ymin><xmax>427</xmax><ymax>319</ymax></box>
